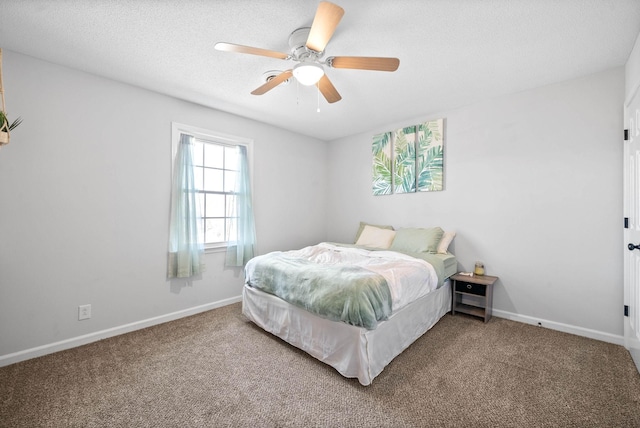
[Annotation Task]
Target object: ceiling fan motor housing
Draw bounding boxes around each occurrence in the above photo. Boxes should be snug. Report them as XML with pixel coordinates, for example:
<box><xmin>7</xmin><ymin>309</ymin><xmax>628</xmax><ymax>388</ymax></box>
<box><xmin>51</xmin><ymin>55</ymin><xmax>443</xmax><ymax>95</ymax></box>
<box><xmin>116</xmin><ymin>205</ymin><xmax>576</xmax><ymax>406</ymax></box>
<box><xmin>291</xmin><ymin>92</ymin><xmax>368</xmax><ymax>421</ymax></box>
<box><xmin>288</xmin><ymin>27</ymin><xmax>323</xmax><ymax>61</ymax></box>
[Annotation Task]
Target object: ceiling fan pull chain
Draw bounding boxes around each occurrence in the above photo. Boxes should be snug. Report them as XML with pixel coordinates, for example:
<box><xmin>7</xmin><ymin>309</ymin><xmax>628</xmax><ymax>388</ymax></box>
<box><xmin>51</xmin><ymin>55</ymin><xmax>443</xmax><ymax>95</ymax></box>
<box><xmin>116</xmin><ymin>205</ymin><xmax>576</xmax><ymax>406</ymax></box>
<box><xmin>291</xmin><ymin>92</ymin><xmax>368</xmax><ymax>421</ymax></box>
<box><xmin>317</xmin><ymin>83</ymin><xmax>320</xmax><ymax>113</ymax></box>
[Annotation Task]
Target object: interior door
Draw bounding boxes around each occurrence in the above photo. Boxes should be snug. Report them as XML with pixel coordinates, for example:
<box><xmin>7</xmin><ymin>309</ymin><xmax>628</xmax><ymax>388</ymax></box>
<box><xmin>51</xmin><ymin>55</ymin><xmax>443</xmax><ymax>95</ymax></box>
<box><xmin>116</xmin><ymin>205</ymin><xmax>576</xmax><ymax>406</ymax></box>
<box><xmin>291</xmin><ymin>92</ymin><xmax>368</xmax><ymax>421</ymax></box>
<box><xmin>624</xmin><ymin>86</ymin><xmax>640</xmax><ymax>373</ymax></box>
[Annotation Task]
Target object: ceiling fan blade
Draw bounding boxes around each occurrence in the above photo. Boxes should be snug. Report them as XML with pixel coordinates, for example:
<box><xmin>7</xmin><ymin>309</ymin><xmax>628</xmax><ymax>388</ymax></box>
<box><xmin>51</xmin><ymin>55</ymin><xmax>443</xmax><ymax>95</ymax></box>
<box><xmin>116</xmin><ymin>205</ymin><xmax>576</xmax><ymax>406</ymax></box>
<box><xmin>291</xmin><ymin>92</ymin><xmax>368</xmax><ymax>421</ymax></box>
<box><xmin>328</xmin><ymin>56</ymin><xmax>400</xmax><ymax>72</ymax></box>
<box><xmin>214</xmin><ymin>42</ymin><xmax>289</xmax><ymax>60</ymax></box>
<box><xmin>306</xmin><ymin>2</ymin><xmax>345</xmax><ymax>53</ymax></box>
<box><xmin>251</xmin><ymin>70</ymin><xmax>293</xmax><ymax>95</ymax></box>
<box><xmin>317</xmin><ymin>75</ymin><xmax>342</xmax><ymax>103</ymax></box>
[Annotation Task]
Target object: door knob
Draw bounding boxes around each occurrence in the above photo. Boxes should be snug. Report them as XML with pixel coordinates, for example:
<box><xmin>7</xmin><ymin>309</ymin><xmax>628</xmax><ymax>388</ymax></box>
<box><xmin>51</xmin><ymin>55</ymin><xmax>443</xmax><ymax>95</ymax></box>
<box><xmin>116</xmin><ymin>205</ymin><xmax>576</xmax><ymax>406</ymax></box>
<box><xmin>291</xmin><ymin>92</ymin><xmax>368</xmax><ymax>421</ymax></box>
<box><xmin>628</xmin><ymin>243</ymin><xmax>640</xmax><ymax>251</ymax></box>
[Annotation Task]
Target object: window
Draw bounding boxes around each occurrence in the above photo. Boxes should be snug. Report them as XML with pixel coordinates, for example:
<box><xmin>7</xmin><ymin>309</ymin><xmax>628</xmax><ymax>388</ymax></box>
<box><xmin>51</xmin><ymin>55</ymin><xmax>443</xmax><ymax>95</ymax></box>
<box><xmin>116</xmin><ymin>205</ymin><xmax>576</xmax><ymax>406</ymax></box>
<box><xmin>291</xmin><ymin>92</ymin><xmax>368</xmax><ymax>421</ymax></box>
<box><xmin>171</xmin><ymin>123</ymin><xmax>253</xmax><ymax>250</ymax></box>
<box><xmin>193</xmin><ymin>141</ymin><xmax>237</xmax><ymax>246</ymax></box>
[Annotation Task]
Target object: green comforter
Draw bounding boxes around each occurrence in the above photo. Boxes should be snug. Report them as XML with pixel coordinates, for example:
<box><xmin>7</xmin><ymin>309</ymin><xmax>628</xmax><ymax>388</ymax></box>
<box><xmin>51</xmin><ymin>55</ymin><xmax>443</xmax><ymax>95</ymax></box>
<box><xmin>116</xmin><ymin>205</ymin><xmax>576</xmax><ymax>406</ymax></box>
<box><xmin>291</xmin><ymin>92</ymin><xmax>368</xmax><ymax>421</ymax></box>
<box><xmin>245</xmin><ymin>253</ymin><xmax>392</xmax><ymax>329</ymax></box>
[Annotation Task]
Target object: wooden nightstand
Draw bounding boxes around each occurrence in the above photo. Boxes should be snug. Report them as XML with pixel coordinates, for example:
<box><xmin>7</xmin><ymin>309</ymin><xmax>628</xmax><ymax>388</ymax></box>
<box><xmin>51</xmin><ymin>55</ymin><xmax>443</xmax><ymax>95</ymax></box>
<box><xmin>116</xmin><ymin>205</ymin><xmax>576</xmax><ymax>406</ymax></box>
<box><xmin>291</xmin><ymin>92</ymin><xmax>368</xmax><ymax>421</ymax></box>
<box><xmin>451</xmin><ymin>273</ymin><xmax>498</xmax><ymax>323</ymax></box>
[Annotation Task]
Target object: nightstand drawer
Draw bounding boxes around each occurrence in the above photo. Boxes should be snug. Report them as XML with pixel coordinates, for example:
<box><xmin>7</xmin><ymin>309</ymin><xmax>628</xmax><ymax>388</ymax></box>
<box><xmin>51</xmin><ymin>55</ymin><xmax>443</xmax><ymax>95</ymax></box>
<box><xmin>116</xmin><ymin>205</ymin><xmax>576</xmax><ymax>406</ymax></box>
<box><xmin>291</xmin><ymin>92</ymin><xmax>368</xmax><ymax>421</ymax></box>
<box><xmin>455</xmin><ymin>281</ymin><xmax>486</xmax><ymax>296</ymax></box>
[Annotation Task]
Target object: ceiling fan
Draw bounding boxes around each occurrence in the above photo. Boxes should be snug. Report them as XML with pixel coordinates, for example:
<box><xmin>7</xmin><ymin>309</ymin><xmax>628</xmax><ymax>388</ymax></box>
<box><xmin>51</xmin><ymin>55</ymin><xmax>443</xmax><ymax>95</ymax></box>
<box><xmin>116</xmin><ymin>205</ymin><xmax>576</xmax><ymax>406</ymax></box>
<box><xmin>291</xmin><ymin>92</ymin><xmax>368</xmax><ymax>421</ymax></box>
<box><xmin>214</xmin><ymin>1</ymin><xmax>400</xmax><ymax>104</ymax></box>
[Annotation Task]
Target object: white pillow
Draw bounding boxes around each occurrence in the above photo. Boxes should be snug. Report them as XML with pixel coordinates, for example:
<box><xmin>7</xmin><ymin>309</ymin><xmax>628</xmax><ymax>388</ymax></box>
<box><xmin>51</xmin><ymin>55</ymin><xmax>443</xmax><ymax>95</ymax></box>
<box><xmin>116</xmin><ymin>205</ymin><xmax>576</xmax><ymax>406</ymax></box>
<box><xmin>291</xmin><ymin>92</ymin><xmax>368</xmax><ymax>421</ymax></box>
<box><xmin>355</xmin><ymin>225</ymin><xmax>397</xmax><ymax>249</ymax></box>
<box><xmin>437</xmin><ymin>231</ymin><xmax>456</xmax><ymax>254</ymax></box>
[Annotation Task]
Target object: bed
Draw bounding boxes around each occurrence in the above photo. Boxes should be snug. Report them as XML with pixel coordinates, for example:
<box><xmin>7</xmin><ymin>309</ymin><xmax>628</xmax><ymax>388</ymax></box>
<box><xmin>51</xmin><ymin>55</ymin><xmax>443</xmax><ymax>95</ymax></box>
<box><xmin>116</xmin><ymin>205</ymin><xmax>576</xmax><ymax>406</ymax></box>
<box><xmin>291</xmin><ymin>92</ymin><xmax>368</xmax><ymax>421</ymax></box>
<box><xmin>242</xmin><ymin>224</ymin><xmax>457</xmax><ymax>385</ymax></box>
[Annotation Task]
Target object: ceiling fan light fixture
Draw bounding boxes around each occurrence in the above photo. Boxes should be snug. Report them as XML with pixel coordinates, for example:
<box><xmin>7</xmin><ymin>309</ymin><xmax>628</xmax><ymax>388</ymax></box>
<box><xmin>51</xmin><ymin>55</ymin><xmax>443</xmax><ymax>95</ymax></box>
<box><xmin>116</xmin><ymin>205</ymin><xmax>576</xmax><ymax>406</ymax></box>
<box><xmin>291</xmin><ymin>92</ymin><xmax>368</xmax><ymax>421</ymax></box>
<box><xmin>293</xmin><ymin>62</ymin><xmax>324</xmax><ymax>86</ymax></box>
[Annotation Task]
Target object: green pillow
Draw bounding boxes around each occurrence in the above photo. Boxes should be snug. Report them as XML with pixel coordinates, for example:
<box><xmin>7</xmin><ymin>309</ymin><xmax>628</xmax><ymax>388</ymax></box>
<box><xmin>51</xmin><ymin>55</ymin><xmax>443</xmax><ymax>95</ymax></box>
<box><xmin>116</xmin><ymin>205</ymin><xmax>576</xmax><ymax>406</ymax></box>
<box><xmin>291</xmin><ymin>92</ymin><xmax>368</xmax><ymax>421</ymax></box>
<box><xmin>354</xmin><ymin>221</ymin><xmax>394</xmax><ymax>243</ymax></box>
<box><xmin>390</xmin><ymin>227</ymin><xmax>444</xmax><ymax>253</ymax></box>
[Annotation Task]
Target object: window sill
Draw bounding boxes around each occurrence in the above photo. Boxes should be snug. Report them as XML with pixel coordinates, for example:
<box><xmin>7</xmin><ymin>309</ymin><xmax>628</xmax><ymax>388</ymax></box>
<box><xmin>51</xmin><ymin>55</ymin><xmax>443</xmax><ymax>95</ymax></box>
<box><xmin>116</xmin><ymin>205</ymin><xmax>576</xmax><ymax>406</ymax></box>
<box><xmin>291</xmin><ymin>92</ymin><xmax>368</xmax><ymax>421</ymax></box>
<box><xmin>205</xmin><ymin>245</ymin><xmax>227</xmax><ymax>254</ymax></box>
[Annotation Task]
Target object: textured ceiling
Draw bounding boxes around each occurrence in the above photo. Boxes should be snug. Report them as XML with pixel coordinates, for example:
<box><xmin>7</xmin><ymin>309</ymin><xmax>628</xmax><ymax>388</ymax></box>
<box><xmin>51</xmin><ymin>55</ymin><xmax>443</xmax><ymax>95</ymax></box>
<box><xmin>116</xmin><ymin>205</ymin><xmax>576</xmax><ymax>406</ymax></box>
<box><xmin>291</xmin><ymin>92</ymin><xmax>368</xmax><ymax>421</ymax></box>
<box><xmin>1</xmin><ymin>0</ymin><xmax>639</xmax><ymax>141</ymax></box>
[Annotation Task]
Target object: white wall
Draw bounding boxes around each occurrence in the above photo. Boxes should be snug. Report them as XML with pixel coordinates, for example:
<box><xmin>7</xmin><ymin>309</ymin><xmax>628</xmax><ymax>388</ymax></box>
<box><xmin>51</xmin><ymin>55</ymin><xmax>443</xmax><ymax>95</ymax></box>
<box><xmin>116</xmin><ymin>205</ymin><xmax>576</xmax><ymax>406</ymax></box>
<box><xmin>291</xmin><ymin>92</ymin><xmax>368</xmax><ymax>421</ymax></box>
<box><xmin>0</xmin><ymin>51</ymin><xmax>327</xmax><ymax>362</ymax></box>
<box><xmin>626</xmin><ymin>31</ymin><xmax>640</xmax><ymax>97</ymax></box>
<box><xmin>326</xmin><ymin>68</ymin><xmax>625</xmax><ymax>341</ymax></box>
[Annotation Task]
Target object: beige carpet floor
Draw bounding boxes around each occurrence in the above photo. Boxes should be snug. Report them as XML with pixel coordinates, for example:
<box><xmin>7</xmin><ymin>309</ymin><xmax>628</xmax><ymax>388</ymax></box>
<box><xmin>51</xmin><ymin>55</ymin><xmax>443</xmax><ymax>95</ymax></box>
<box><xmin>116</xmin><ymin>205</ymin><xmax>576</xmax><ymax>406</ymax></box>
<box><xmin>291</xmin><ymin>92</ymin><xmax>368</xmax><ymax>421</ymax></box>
<box><xmin>1</xmin><ymin>303</ymin><xmax>639</xmax><ymax>427</ymax></box>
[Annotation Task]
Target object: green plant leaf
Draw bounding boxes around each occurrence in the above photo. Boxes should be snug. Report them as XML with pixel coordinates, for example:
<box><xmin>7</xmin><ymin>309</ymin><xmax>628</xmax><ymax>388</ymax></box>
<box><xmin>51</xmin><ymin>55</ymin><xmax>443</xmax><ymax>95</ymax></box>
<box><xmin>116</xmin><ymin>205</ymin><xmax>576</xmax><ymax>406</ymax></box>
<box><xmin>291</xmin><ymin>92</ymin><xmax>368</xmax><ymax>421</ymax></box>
<box><xmin>417</xmin><ymin>145</ymin><xmax>444</xmax><ymax>191</ymax></box>
<box><xmin>9</xmin><ymin>117</ymin><xmax>22</xmax><ymax>131</ymax></box>
<box><xmin>372</xmin><ymin>132</ymin><xmax>390</xmax><ymax>155</ymax></box>
<box><xmin>393</xmin><ymin>126</ymin><xmax>417</xmax><ymax>193</ymax></box>
<box><xmin>372</xmin><ymin>150</ymin><xmax>393</xmax><ymax>195</ymax></box>
<box><xmin>0</xmin><ymin>111</ymin><xmax>22</xmax><ymax>131</ymax></box>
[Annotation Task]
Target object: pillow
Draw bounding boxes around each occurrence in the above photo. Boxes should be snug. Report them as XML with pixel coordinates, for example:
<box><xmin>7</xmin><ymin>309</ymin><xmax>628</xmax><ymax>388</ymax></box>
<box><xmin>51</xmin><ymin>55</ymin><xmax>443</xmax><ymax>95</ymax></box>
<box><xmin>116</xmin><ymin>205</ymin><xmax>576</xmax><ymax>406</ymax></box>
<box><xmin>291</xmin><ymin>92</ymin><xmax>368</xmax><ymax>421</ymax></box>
<box><xmin>355</xmin><ymin>225</ymin><xmax>397</xmax><ymax>249</ymax></box>
<box><xmin>354</xmin><ymin>221</ymin><xmax>394</xmax><ymax>243</ymax></box>
<box><xmin>390</xmin><ymin>227</ymin><xmax>444</xmax><ymax>253</ymax></box>
<box><xmin>437</xmin><ymin>231</ymin><xmax>456</xmax><ymax>254</ymax></box>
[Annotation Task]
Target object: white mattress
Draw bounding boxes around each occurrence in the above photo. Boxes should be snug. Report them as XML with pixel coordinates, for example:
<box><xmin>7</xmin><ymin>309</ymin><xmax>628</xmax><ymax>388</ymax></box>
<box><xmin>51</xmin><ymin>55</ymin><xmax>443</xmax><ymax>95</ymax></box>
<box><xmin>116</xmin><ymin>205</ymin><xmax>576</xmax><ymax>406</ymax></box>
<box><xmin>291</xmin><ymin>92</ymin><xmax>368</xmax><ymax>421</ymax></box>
<box><xmin>242</xmin><ymin>280</ymin><xmax>451</xmax><ymax>386</ymax></box>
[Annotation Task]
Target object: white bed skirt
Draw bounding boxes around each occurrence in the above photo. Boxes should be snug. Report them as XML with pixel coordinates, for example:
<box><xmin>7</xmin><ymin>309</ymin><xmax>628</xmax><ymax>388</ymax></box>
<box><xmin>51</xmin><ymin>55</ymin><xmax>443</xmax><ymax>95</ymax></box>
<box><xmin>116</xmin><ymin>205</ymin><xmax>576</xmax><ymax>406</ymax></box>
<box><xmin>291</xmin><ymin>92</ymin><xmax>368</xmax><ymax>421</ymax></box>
<box><xmin>242</xmin><ymin>280</ymin><xmax>452</xmax><ymax>386</ymax></box>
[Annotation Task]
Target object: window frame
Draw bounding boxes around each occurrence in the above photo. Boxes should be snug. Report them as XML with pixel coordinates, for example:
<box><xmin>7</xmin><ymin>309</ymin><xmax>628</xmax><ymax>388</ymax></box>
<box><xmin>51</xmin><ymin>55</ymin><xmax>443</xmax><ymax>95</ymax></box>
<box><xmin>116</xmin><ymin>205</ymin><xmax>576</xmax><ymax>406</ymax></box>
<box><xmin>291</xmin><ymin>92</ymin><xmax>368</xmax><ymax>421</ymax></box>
<box><xmin>171</xmin><ymin>122</ymin><xmax>254</xmax><ymax>252</ymax></box>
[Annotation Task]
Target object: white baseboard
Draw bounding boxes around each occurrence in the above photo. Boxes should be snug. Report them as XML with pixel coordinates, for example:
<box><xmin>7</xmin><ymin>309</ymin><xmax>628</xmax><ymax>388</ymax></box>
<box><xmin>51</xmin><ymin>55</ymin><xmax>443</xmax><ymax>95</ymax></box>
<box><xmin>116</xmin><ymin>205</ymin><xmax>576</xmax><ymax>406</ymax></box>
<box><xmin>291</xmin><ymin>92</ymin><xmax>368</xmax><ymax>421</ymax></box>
<box><xmin>0</xmin><ymin>296</ymin><xmax>242</xmax><ymax>368</ymax></box>
<box><xmin>1</xmin><ymin>300</ymin><xmax>625</xmax><ymax>368</ymax></box>
<box><xmin>492</xmin><ymin>309</ymin><xmax>625</xmax><ymax>346</ymax></box>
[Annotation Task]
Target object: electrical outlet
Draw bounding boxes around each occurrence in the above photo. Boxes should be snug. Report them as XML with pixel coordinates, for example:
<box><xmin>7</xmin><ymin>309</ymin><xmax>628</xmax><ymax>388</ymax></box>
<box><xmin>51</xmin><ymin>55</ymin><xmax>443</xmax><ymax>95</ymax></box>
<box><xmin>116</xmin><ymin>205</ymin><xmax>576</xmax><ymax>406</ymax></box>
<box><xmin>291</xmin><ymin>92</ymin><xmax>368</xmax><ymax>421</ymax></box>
<box><xmin>78</xmin><ymin>304</ymin><xmax>91</xmax><ymax>320</ymax></box>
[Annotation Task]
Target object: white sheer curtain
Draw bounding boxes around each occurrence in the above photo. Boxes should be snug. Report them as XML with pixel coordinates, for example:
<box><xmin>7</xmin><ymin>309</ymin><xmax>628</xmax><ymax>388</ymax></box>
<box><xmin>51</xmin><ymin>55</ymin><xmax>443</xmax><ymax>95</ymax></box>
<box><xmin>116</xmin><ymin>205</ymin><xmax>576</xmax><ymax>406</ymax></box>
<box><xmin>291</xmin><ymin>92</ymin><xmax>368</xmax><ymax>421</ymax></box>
<box><xmin>225</xmin><ymin>145</ymin><xmax>256</xmax><ymax>267</ymax></box>
<box><xmin>167</xmin><ymin>133</ymin><xmax>205</xmax><ymax>278</ymax></box>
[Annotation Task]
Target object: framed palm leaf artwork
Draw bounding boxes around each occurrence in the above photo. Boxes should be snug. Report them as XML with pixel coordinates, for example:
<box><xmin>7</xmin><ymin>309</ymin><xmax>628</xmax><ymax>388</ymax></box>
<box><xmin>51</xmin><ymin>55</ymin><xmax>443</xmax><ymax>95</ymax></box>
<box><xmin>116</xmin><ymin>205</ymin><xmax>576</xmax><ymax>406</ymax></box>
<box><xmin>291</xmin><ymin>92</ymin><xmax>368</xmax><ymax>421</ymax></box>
<box><xmin>393</xmin><ymin>126</ymin><xmax>417</xmax><ymax>193</ymax></box>
<box><xmin>372</xmin><ymin>131</ymin><xmax>392</xmax><ymax>195</ymax></box>
<box><xmin>372</xmin><ymin>118</ymin><xmax>444</xmax><ymax>195</ymax></box>
<box><xmin>417</xmin><ymin>119</ymin><xmax>444</xmax><ymax>192</ymax></box>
